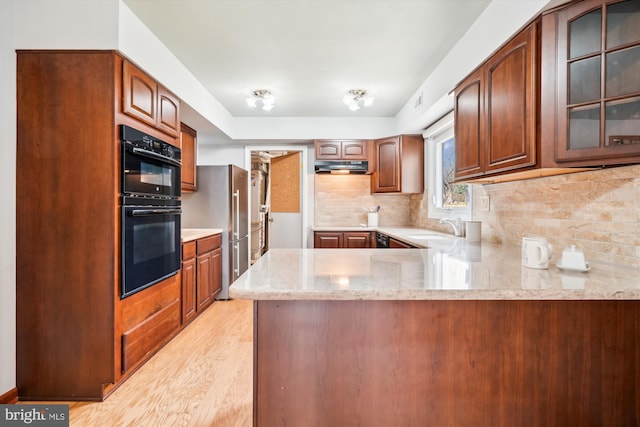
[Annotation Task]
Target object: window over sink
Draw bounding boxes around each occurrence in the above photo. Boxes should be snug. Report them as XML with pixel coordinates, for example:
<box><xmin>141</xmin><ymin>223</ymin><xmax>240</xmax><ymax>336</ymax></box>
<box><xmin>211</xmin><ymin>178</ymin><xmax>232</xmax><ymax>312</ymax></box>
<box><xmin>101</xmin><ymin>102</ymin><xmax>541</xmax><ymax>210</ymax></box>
<box><xmin>423</xmin><ymin>111</ymin><xmax>472</xmax><ymax>220</ymax></box>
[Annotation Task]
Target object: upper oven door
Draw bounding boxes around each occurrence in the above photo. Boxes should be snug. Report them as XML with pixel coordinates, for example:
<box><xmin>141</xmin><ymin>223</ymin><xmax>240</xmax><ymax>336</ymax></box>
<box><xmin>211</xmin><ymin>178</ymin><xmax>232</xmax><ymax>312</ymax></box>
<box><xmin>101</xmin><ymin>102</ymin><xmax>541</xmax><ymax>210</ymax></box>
<box><xmin>122</xmin><ymin>140</ymin><xmax>181</xmax><ymax>199</ymax></box>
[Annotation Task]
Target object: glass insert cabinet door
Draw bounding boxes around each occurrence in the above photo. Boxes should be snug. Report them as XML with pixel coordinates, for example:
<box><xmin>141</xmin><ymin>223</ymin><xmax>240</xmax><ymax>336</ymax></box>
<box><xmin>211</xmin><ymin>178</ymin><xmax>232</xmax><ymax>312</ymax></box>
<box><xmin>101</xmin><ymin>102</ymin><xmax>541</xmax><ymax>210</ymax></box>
<box><xmin>554</xmin><ymin>0</ymin><xmax>640</xmax><ymax>161</ymax></box>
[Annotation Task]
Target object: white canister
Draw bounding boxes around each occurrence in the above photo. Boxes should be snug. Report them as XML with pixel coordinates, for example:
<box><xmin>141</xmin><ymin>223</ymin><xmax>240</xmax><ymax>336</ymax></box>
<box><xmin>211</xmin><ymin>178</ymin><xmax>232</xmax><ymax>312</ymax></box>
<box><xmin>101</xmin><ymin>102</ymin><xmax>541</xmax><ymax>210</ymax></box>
<box><xmin>367</xmin><ymin>212</ymin><xmax>379</xmax><ymax>227</ymax></box>
<box><xmin>522</xmin><ymin>237</ymin><xmax>553</xmax><ymax>269</ymax></box>
<box><xmin>465</xmin><ymin>221</ymin><xmax>481</xmax><ymax>243</ymax></box>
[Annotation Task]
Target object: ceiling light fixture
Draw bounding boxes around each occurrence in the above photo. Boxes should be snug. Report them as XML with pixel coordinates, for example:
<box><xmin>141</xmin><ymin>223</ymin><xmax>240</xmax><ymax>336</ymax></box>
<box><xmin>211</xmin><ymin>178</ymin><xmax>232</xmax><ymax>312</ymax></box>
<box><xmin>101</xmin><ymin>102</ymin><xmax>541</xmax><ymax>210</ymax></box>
<box><xmin>342</xmin><ymin>89</ymin><xmax>374</xmax><ymax>111</ymax></box>
<box><xmin>246</xmin><ymin>89</ymin><xmax>275</xmax><ymax>111</ymax></box>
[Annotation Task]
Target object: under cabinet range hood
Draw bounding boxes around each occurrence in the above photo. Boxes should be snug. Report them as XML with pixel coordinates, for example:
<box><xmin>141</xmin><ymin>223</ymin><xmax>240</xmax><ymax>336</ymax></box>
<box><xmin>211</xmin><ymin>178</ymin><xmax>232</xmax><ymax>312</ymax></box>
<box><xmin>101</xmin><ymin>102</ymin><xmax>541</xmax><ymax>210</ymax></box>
<box><xmin>314</xmin><ymin>160</ymin><xmax>369</xmax><ymax>174</ymax></box>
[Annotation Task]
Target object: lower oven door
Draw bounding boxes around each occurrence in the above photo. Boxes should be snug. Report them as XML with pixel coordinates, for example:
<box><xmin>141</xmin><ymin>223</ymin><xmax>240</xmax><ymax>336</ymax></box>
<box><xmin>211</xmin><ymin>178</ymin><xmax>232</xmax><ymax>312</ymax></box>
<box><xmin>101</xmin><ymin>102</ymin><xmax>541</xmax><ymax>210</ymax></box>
<box><xmin>121</xmin><ymin>204</ymin><xmax>181</xmax><ymax>298</ymax></box>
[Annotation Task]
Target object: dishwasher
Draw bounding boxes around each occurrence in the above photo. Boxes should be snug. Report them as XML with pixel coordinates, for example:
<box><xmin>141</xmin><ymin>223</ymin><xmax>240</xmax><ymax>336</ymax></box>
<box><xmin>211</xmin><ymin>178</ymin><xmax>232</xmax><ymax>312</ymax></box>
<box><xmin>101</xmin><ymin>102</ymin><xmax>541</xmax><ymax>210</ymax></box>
<box><xmin>375</xmin><ymin>232</ymin><xmax>389</xmax><ymax>248</ymax></box>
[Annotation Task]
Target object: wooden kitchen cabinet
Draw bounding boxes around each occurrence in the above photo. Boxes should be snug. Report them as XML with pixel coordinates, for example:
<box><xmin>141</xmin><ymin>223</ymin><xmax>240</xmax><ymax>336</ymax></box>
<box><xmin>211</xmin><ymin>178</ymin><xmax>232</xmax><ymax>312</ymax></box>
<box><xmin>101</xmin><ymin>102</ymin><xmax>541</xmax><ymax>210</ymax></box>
<box><xmin>371</xmin><ymin>135</ymin><xmax>424</xmax><ymax>194</ymax></box>
<box><xmin>123</xmin><ymin>60</ymin><xmax>180</xmax><ymax>139</ymax></box>
<box><xmin>389</xmin><ymin>237</ymin><xmax>415</xmax><ymax>248</ymax></box>
<box><xmin>196</xmin><ymin>234</ymin><xmax>222</xmax><ymax>311</ymax></box>
<box><xmin>180</xmin><ymin>122</ymin><xmax>197</xmax><ymax>192</ymax></box>
<box><xmin>120</xmin><ymin>276</ymin><xmax>181</xmax><ymax>373</ymax></box>
<box><xmin>315</xmin><ymin>140</ymin><xmax>370</xmax><ymax>160</ymax></box>
<box><xmin>454</xmin><ymin>21</ymin><xmax>538</xmax><ymax>180</ymax></box>
<box><xmin>344</xmin><ymin>232</ymin><xmax>375</xmax><ymax>248</ymax></box>
<box><xmin>454</xmin><ymin>67</ymin><xmax>484</xmax><ymax>179</ymax></box>
<box><xmin>181</xmin><ymin>242</ymin><xmax>197</xmax><ymax>324</ymax></box>
<box><xmin>157</xmin><ymin>86</ymin><xmax>180</xmax><ymax>137</ymax></box>
<box><xmin>314</xmin><ymin>232</ymin><xmax>344</xmax><ymax>248</ymax></box>
<box><xmin>541</xmin><ymin>0</ymin><xmax>640</xmax><ymax>167</ymax></box>
<box><xmin>314</xmin><ymin>231</ymin><xmax>375</xmax><ymax>248</ymax></box>
<box><xmin>182</xmin><ymin>233</ymin><xmax>222</xmax><ymax>326</ymax></box>
<box><xmin>197</xmin><ymin>251</ymin><xmax>214</xmax><ymax>310</ymax></box>
<box><xmin>123</xmin><ymin>60</ymin><xmax>156</xmax><ymax>129</ymax></box>
<box><xmin>455</xmin><ymin>1</ymin><xmax>640</xmax><ymax>182</ymax></box>
<box><xmin>211</xmin><ymin>247</ymin><xmax>222</xmax><ymax>299</ymax></box>
<box><xmin>16</xmin><ymin>51</ymin><xmax>184</xmax><ymax>400</ymax></box>
<box><xmin>254</xmin><ymin>299</ymin><xmax>640</xmax><ymax>426</ymax></box>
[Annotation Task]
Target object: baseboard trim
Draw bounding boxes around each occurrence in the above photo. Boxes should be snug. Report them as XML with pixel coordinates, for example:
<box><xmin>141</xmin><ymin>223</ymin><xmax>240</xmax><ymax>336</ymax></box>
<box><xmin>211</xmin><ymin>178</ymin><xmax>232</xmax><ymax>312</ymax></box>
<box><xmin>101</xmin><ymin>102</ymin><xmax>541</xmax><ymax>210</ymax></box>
<box><xmin>0</xmin><ymin>388</ymin><xmax>18</xmax><ymax>404</ymax></box>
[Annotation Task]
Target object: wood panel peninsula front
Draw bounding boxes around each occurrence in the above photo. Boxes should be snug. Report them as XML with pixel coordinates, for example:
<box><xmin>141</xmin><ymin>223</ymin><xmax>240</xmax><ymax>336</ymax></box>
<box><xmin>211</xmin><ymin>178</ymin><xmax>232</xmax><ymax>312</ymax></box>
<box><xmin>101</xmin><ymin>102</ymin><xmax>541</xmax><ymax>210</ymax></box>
<box><xmin>230</xmin><ymin>246</ymin><xmax>640</xmax><ymax>426</ymax></box>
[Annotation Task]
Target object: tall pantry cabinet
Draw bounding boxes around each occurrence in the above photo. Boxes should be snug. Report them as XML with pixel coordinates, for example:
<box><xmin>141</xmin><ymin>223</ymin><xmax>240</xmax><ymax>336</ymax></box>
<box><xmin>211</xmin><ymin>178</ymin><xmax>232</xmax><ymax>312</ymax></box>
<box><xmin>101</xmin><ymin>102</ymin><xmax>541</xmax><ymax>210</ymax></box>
<box><xmin>16</xmin><ymin>50</ymin><xmax>181</xmax><ymax>400</ymax></box>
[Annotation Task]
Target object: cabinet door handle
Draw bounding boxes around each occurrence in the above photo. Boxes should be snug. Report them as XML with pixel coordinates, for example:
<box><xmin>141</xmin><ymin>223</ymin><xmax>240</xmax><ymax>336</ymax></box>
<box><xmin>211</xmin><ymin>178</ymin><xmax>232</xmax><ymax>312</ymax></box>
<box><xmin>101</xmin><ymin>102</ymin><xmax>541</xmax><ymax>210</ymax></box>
<box><xmin>131</xmin><ymin>146</ymin><xmax>182</xmax><ymax>167</ymax></box>
<box><xmin>129</xmin><ymin>208</ymin><xmax>181</xmax><ymax>217</ymax></box>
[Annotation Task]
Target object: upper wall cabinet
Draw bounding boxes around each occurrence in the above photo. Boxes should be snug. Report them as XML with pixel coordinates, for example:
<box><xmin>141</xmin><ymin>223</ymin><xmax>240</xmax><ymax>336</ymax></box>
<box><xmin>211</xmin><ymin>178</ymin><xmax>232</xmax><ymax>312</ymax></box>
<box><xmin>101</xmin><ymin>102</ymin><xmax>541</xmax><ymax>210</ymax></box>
<box><xmin>454</xmin><ymin>21</ymin><xmax>538</xmax><ymax>181</ymax></box>
<box><xmin>123</xmin><ymin>62</ymin><xmax>156</xmax><ymax>128</ymax></box>
<box><xmin>371</xmin><ymin>135</ymin><xmax>423</xmax><ymax>194</ymax></box>
<box><xmin>315</xmin><ymin>140</ymin><xmax>369</xmax><ymax>160</ymax></box>
<box><xmin>123</xmin><ymin>60</ymin><xmax>180</xmax><ymax>139</ymax></box>
<box><xmin>157</xmin><ymin>86</ymin><xmax>181</xmax><ymax>137</ymax></box>
<box><xmin>541</xmin><ymin>0</ymin><xmax>640</xmax><ymax>167</ymax></box>
<box><xmin>181</xmin><ymin>122</ymin><xmax>197</xmax><ymax>192</ymax></box>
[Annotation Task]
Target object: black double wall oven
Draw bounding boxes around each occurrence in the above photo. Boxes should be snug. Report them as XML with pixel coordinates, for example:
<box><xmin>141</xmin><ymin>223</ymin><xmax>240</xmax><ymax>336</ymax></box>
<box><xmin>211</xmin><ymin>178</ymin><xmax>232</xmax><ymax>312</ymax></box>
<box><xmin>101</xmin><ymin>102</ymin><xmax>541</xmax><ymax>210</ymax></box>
<box><xmin>120</xmin><ymin>125</ymin><xmax>182</xmax><ymax>298</ymax></box>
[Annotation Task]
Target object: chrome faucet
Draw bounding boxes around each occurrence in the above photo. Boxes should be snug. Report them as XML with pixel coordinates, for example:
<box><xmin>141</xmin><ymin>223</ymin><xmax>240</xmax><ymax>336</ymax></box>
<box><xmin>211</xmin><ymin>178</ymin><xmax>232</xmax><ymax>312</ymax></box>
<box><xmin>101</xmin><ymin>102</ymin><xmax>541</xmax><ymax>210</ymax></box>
<box><xmin>439</xmin><ymin>217</ymin><xmax>463</xmax><ymax>237</ymax></box>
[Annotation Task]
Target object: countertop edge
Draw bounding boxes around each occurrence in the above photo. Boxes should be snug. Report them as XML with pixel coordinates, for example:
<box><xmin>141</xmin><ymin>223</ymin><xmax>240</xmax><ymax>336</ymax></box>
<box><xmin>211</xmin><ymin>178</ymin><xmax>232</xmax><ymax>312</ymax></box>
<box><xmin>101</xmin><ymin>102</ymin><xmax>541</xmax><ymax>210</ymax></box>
<box><xmin>181</xmin><ymin>228</ymin><xmax>223</xmax><ymax>243</ymax></box>
<box><xmin>229</xmin><ymin>289</ymin><xmax>640</xmax><ymax>301</ymax></box>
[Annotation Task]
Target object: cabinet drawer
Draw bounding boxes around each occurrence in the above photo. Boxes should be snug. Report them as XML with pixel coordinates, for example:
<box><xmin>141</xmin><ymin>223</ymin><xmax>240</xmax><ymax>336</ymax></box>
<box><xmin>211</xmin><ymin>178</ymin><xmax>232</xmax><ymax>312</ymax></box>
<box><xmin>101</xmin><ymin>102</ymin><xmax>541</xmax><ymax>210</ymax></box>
<box><xmin>182</xmin><ymin>241</ymin><xmax>196</xmax><ymax>260</ymax></box>
<box><xmin>121</xmin><ymin>274</ymin><xmax>181</xmax><ymax>332</ymax></box>
<box><xmin>121</xmin><ymin>298</ymin><xmax>180</xmax><ymax>373</ymax></box>
<box><xmin>197</xmin><ymin>233</ymin><xmax>222</xmax><ymax>255</ymax></box>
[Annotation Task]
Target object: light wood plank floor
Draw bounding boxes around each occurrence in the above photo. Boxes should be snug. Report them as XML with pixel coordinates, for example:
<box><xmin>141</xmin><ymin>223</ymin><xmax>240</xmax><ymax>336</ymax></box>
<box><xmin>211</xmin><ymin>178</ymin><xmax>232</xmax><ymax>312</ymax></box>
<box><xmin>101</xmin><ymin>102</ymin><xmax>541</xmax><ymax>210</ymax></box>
<box><xmin>68</xmin><ymin>299</ymin><xmax>253</xmax><ymax>426</ymax></box>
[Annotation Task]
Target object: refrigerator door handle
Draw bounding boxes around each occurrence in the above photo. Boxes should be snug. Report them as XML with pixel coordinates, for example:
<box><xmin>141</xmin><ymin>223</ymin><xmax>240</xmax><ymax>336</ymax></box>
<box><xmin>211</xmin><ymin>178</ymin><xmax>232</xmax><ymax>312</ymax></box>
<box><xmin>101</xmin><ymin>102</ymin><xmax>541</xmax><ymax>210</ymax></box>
<box><xmin>234</xmin><ymin>242</ymin><xmax>239</xmax><ymax>277</ymax></box>
<box><xmin>233</xmin><ymin>190</ymin><xmax>240</xmax><ymax>240</ymax></box>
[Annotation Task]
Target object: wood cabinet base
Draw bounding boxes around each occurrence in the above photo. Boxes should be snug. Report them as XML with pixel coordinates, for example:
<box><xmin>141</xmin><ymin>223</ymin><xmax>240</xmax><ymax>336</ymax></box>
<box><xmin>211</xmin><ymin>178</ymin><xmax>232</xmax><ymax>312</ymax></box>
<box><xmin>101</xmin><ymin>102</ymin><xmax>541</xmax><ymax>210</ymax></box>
<box><xmin>254</xmin><ymin>300</ymin><xmax>640</xmax><ymax>426</ymax></box>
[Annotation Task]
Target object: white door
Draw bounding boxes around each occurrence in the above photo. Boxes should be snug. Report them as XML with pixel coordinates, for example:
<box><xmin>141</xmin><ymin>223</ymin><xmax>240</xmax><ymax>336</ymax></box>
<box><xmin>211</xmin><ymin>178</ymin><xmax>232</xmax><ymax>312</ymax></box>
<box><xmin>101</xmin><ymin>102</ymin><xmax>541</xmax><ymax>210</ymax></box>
<box><xmin>268</xmin><ymin>152</ymin><xmax>302</xmax><ymax>249</ymax></box>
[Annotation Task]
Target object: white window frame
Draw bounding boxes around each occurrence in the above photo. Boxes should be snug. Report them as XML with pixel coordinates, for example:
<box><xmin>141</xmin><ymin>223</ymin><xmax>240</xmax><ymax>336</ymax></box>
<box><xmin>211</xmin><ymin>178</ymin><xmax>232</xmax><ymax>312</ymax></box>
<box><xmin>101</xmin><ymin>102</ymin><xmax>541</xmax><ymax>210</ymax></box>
<box><xmin>423</xmin><ymin>111</ymin><xmax>472</xmax><ymax>220</ymax></box>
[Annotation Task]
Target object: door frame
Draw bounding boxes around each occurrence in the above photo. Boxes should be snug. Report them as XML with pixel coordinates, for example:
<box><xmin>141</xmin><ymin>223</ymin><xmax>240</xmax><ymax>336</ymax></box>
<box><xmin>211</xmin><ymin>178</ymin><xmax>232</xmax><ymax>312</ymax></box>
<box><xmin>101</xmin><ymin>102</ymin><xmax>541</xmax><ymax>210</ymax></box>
<box><xmin>244</xmin><ymin>145</ymin><xmax>308</xmax><ymax>250</ymax></box>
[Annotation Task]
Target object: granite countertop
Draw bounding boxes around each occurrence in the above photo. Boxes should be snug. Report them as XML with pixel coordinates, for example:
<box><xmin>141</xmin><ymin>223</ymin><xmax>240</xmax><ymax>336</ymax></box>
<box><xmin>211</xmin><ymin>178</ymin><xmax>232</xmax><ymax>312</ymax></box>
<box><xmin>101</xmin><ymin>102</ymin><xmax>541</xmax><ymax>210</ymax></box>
<box><xmin>181</xmin><ymin>228</ymin><xmax>223</xmax><ymax>243</ymax></box>
<box><xmin>231</xmin><ymin>231</ymin><xmax>640</xmax><ymax>300</ymax></box>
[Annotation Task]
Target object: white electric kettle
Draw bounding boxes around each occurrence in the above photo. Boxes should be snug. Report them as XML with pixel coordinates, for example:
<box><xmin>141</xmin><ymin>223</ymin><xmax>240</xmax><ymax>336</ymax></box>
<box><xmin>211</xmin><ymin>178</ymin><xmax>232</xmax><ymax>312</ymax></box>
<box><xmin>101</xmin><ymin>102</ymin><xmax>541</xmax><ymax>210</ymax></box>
<box><xmin>522</xmin><ymin>237</ymin><xmax>553</xmax><ymax>269</ymax></box>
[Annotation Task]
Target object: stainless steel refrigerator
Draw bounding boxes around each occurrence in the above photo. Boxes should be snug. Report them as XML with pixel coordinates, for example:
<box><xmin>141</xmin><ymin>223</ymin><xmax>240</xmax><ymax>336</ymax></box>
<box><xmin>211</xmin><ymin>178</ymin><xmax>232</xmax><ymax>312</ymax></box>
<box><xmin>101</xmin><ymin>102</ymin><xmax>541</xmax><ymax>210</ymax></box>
<box><xmin>182</xmin><ymin>165</ymin><xmax>249</xmax><ymax>300</ymax></box>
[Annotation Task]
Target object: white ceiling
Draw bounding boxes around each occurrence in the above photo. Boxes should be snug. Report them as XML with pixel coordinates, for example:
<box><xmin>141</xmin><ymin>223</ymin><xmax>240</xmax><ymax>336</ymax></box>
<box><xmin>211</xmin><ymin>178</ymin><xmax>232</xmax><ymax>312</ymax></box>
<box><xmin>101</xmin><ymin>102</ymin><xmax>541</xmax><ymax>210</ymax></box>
<box><xmin>123</xmin><ymin>0</ymin><xmax>491</xmax><ymax>118</ymax></box>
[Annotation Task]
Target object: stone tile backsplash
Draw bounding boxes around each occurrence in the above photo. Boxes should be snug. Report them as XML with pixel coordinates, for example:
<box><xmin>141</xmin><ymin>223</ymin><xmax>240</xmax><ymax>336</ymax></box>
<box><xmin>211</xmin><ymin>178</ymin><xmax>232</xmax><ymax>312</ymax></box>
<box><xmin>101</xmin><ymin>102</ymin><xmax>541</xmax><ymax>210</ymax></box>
<box><xmin>411</xmin><ymin>164</ymin><xmax>640</xmax><ymax>266</ymax></box>
<box><xmin>315</xmin><ymin>165</ymin><xmax>640</xmax><ymax>267</ymax></box>
<box><xmin>472</xmin><ymin>164</ymin><xmax>640</xmax><ymax>267</ymax></box>
<box><xmin>314</xmin><ymin>175</ymin><xmax>412</xmax><ymax>227</ymax></box>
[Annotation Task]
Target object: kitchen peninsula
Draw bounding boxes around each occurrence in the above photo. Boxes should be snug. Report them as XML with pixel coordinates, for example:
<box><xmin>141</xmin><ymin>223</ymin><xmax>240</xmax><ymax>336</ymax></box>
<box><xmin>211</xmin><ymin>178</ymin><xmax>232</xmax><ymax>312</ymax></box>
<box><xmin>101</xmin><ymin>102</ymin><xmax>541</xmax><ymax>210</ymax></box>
<box><xmin>231</xmin><ymin>241</ymin><xmax>640</xmax><ymax>426</ymax></box>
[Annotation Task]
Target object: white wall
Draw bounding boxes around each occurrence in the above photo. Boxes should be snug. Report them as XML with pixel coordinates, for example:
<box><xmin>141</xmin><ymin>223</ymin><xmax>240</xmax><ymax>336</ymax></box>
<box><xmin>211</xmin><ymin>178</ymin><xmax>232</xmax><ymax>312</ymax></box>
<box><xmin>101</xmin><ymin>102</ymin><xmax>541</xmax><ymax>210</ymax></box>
<box><xmin>232</xmin><ymin>117</ymin><xmax>397</xmax><ymax>140</ymax></box>
<box><xmin>198</xmin><ymin>144</ymin><xmax>247</xmax><ymax>168</ymax></box>
<box><xmin>0</xmin><ymin>0</ymin><xmax>18</xmax><ymax>399</ymax></box>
